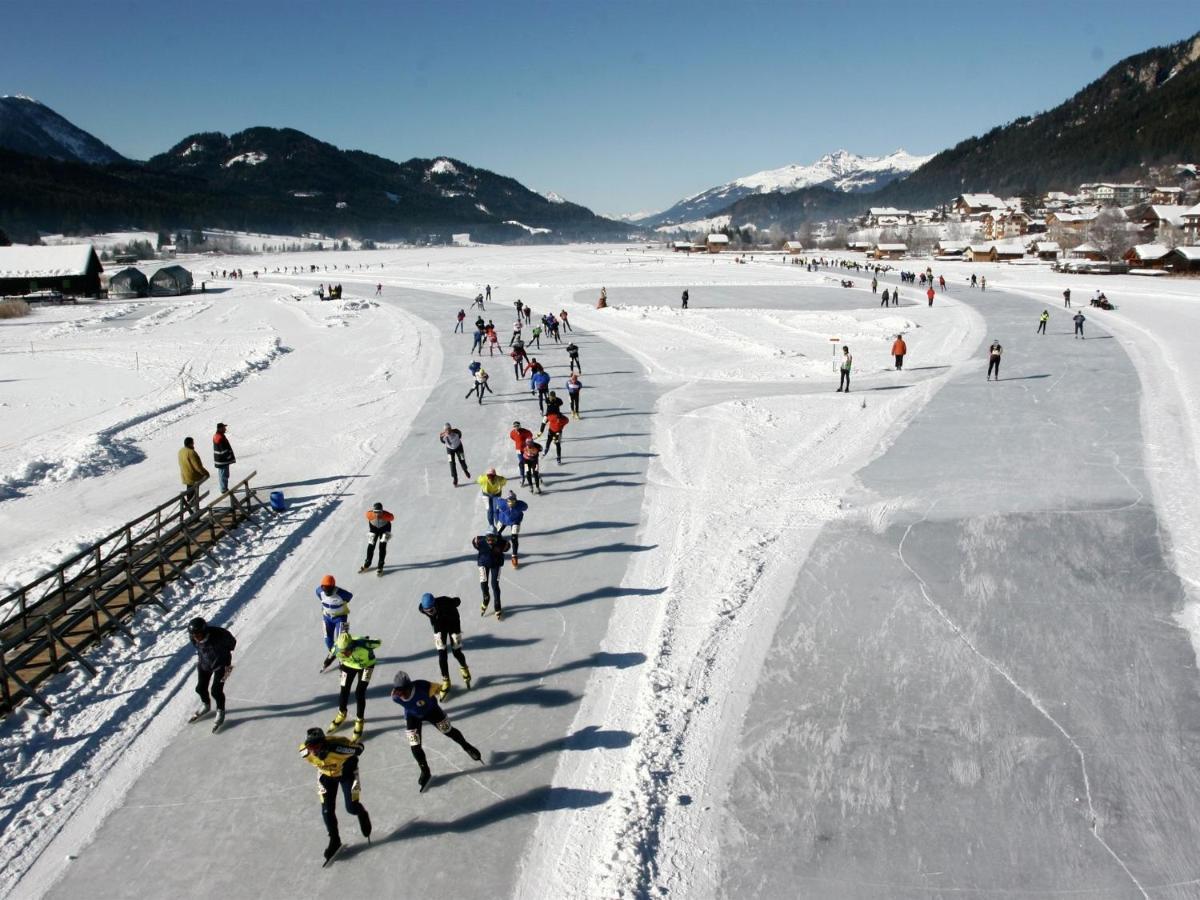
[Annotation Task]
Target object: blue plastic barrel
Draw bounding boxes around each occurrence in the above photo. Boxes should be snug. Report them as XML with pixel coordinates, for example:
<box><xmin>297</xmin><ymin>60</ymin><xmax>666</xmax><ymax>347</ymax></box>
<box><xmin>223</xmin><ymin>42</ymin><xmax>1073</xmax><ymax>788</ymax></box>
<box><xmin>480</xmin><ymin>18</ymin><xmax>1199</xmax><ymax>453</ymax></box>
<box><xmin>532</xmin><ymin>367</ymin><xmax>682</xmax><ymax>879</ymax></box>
<box><xmin>269</xmin><ymin>490</ymin><xmax>286</xmax><ymax>512</ymax></box>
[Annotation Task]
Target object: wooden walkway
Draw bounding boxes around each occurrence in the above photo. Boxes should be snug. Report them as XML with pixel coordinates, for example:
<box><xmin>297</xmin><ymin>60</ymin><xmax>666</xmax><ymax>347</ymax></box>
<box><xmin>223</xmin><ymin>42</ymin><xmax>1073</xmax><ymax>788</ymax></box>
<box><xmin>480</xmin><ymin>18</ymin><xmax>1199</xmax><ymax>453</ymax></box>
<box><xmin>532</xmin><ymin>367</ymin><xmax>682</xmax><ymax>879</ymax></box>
<box><xmin>0</xmin><ymin>472</ymin><xmax>272</xmax><ymax>714</ymax></box>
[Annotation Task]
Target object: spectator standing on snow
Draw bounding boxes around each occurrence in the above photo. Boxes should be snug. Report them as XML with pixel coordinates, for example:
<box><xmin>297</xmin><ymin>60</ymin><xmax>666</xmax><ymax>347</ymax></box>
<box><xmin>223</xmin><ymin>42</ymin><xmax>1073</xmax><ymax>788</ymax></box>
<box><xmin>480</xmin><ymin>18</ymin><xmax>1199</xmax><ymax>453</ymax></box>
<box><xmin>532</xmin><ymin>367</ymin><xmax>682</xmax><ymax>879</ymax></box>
<box><xmin>891</xmin><ymin>335</ymin><xmax>907</xmax><ymax>370</ymax></box>
<box><xmin>927</xmin><ymin>286</ymin><xmax>935</xmax><ymax>307</ymax></box>
<box><xmin>179</xmin><ymin>437</ymin><xmax>210</xmax><ymax>510</ymax></box>
<box><xmin>212</xmin><ymin>423</ymin><xmax>235</xmax><ymax>494</ymax></box>
<box><xmin>440</xmin><ymin>423</ymin><xmax>470</xmax><ymax>486</ymax></box>
<box><xmin>837</xmin><ymin>346</ymin><xmax>852</xmax><ymax>393</ymax></box>
<box><xmin>681</xmin><ymin>289</ymin><xmax>689</xmax><ymax>309</ymax></box>
<box><xmin>359</xmin><ymin>503</ymin><xmax>394</xmax><ymax>575</ymax></box>
<box><xmin>1073</xmin><ymin>311</ymin><xmax>1086</xmax><ymax>339</ymax></box>
<box><xmin>987</xmin><ymin>341</ymin><xmax>1003</xmax><ymax>381</ymax></box>
<box><xmin>1037</xmin><ymin>311</ymin><xmax>1049</xmax><ymax>335</ymax></box>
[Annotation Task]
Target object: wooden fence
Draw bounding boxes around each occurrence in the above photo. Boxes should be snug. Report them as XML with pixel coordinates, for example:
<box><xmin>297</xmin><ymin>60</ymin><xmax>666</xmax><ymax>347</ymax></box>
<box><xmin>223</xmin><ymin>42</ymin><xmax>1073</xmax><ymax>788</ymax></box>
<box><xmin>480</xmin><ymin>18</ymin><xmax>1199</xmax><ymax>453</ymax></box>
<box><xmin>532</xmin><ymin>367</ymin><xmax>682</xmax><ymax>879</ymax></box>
<box><xmin>0</xmin><ymin>472</ymin><xmax>272</xmax><ymax>715</ymax></box>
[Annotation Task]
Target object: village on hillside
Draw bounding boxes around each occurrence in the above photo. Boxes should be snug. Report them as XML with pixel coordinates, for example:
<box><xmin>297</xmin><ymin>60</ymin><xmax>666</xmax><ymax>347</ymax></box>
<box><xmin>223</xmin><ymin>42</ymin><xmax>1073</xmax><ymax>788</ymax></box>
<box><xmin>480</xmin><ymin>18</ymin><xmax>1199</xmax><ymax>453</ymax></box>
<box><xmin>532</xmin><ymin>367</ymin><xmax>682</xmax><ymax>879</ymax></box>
<box><xmin>669</xmin><ymin>164</ymin><xmax>1200</xmax><ymax>276</ymax></box>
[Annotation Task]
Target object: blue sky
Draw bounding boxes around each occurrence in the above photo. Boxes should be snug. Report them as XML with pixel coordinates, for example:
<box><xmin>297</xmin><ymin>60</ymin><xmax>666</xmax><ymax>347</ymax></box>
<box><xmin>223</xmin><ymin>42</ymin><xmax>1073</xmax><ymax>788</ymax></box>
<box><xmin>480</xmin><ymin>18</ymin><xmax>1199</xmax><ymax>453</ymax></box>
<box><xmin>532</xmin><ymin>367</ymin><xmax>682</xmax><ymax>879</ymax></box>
<box><xmin>2</xmin><ymin>0</ymin><xmax>1197</xmax><ymax>216</ymax></box>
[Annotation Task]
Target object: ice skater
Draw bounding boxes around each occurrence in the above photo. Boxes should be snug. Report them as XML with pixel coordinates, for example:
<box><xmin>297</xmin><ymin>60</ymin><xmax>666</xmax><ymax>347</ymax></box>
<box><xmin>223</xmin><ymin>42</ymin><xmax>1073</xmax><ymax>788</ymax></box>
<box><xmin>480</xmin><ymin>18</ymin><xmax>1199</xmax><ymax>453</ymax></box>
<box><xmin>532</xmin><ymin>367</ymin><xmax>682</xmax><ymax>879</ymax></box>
<box><xmin>509</xmin><ymin>421</ymin><xmax>533</xmax><ymax>484</ymax></box>
<box><xmin>566</xmin><ymin>341</ymin><xmax>582</xmax><ymax>373</ymax></box>
<box><xmin>418</xmin><ymin>593</ymin><xmax>472</xmax><ymax>696</ymax></box>
<box><xmin>390</xmin><ymin>671</ymin><xmax>482</xmax><ymax>791</ymax></box>
<box><xmin>538</xmin><ymin>410</ymin><xmax>569</xmax><ymax>463</ymax></box>
<box><xmin>318</xmin><ymin>575</ymin><xmax>352</xmax><ymax>672</ymax></box>
<box><xmin>187</xmin><ymin>616</ymin><xmax>236</xmax><ymax>731</ymax></box>
<box><xmin>298</xmin><ymin>728</ymin><xmax>372</xmax><ymax>865</ymax></box>
<box><xmin>359</xmin><ymin>503</ymin><xmax>394</xmax><ymax>575</ymax></box>
<box><xmin>1037</xmin><ymin>310</ymin><xmax>1049</xmax><ymax>335</ymax></box>
<box><xmin>439</xmin><ymin>423</ymin><xmax>470</xmax><ymax>486</ymax></box>
<box><xmin>473</xmin><ymin>531</ymin><xmax>511</xmax><ymax>618</ymax></box>
<box><xmin>495</xmin><ymin>491</ymin><xmax>528</xmax><ymax>568</ymax></box>
<box><xmin>566</xmin><ymin>373</ymin><xmax>583</xmax><ymax>418</ymax></box>
<box><xmin>987</xmin><ymin>341</ymin><xmax>1003</xmax><ymax>380</ymax></box>
<box><xmin>476</xmin><ymin>467</ymin><xmax>507</xmax><ymax>528</ymax></box>
<box><xmin>327</xmin><ymin>630</ymin><xmax>380</xmax><ymax>739</ymax></box>
<box><xmin>1073</xmin><ymin>311</ymin><xmax>1086</xmax><ymax>339</ymax></box>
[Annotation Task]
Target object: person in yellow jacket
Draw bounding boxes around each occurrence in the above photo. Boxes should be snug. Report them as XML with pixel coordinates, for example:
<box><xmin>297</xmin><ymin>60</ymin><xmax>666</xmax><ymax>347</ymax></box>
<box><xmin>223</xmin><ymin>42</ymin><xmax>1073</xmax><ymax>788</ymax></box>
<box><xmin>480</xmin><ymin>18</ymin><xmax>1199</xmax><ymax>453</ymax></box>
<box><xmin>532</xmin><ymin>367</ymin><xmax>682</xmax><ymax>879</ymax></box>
<box><xmin>328</xmin><ymin>630</ymin><xmax>380</xmax><ymax>740</ymax></box>
<box><xmin>476</xmin><ymin>467</ymin><xmax>507</xmax><ymax>529</ymax></box>
<box><xmin>177</xmin><ymin>437</ymin><xmax>209</xmax><ymax>510</ymax></box>
<box><xmin>299</xmin><ymin>727</ymin><xmax>372</xmax><ymax>864</ymax></box>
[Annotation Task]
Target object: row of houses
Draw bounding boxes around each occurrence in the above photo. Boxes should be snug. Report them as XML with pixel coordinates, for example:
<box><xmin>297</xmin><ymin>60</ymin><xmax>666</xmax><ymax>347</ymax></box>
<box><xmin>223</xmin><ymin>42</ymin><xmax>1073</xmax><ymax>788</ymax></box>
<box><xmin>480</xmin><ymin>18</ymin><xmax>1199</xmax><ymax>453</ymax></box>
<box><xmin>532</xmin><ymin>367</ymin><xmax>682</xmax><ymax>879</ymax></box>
<box><xmin>0</xmin><ymin>244</ymin><xmax>194</xmax><ymax>298</ymax></box>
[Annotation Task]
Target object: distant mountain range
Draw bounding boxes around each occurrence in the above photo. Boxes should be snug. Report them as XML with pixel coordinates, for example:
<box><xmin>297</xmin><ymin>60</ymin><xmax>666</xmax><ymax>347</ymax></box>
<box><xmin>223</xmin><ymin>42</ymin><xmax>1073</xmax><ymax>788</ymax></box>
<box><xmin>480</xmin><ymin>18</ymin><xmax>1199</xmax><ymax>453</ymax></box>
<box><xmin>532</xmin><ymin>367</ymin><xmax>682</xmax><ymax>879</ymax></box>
<box><xmin>0</xmin><ymin>95</ymin><xmax>124</xmax><ymax>166</ymax></box>
<box><xmin>0</xmin><ymin>102</ymin><xmax>625</xmax><ymax>243</ymax></box>
<box><xmin>640</xmin><ymin>149</ymin><xmax>931</xmax><ymax>228</ymax></box>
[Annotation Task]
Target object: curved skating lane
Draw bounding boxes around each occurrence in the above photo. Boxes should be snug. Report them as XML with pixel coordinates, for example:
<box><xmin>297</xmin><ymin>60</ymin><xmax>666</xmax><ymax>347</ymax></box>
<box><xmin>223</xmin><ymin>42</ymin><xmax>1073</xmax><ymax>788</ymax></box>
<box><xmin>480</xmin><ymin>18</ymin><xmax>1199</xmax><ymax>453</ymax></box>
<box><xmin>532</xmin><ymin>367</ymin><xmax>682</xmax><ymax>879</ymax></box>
<box><xmin>718</xmin><ymin>284</ymin><xmax>1200</xmax><ymax>898</ymax></box>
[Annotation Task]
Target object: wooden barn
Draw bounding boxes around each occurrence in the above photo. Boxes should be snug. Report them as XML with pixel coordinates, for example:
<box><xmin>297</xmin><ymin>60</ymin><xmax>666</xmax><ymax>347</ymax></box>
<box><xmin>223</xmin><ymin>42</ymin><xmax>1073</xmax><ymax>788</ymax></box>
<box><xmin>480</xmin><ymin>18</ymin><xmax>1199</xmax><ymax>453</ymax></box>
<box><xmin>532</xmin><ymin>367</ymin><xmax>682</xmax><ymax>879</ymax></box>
<box><xmin>0</xmin><ymin>244</ymin><xmax>103</xmax><ymax>298</ymax></box>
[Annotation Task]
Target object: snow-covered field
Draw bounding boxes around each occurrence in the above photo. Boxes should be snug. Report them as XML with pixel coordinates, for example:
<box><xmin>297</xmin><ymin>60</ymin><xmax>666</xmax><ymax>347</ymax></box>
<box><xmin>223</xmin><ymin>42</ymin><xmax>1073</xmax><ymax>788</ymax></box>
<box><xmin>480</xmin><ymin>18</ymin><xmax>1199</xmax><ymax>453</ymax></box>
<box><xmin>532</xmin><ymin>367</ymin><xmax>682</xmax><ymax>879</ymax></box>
<box><xmin>2</xmin><ymin>244</ymin><xmax>1199</xmax><ymax>898</ymax></box>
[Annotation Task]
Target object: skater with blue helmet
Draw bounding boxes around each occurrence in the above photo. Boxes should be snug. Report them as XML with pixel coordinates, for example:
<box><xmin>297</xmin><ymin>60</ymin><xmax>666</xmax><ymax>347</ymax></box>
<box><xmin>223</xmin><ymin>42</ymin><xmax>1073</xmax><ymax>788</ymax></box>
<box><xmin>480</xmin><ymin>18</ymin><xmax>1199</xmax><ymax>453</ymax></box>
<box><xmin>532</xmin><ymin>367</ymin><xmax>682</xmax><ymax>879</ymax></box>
<box><xmin>417</xmin><ymin>592</ymin><xmax>471</xmax><ymax>697</ymax></box>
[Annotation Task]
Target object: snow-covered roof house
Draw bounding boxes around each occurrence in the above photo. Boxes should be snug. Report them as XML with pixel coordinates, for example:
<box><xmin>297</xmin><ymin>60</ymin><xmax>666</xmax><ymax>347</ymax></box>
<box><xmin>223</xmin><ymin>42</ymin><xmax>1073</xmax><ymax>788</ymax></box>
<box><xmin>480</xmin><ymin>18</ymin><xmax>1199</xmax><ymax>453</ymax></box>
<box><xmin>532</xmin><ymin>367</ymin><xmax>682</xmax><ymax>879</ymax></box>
<box><xmin>0</xmin><ymin>243</ymin><xmax>103</xmax><ymax>297</ymax></box>
<box><xmin>872</xmin><ymin>243</ymin><xmax>907</xmax><ymax>259</ymax></box>
<box><xmin>934</xmin><ymin>240</ymin><xmax>968</xmax><ymax>257</ymax></box>
<box><xmin>954</xmin><ymin>193</ymin><xmax>1005</xmax><ymax>216</ymax></box>
<box><xmin>1167</xmin><ymin>246</ymin><xmax>1200</xmax><ymax>272</ymax></box>
<box><xmin>1122</xmin><ymin>244</ymin><xmax>1172</xmax><ymax>268</ymax></box>
<box><xmin>783</xmin><ymin>241</ymin><xmax>805</xmax><ymax>253</ymax></box>
<box><xmin>706</xmin><ymin>233</ymin><xmax>730</xmax><ymax>253</ymax></box>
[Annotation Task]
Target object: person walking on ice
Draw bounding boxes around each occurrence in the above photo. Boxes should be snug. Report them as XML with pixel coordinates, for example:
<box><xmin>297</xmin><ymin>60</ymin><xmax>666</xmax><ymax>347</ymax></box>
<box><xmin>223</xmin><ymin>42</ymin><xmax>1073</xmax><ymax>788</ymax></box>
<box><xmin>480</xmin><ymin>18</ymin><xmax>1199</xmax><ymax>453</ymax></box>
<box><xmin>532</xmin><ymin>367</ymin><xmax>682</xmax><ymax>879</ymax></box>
<box><xmin>495</xmin><ymin>491</ymin><xmax>528</xmax><ymax>568</ymax></box>
<box><xmin>891</xmin><ymin>335</ymin><xmax>906</xmax><ymax>370</ymax></box>
<box><xmin>1063</xmin><ymin>288</ymin><xmax>1071</xmax><ymax>308</ymax></box>
<box><xmin>359</xmin><ymin>503</ymin><xmax>393</xmax><ymax>575</ymax></box>
<box><xmin>987</xmin><ymin>340</ymin><xmax>1003</xmax><ymax>381</ymax></box>
<box><xmin>389</xmin><ymin>671</ymin><xmax>482</xmax><ymax>792</ymax></box>
<box><xmin>439</xmin><ymin>422</ymin><xmax>470</xmax><ymax>486</ymax></box>
<box><xmin>566</xmin><ymin>341</ymin><xmax>582</xmax><ymax>373</ymax></box>
<box><xmin>327</xmin><ymin>630</ymin><xmax>381</xmax><ymax>739</ymax></box>
<box><xmin>187</xmin><ymin>617</ymin><xmax>236</xmax><ymax>732</ymax></box>
<box><xmin>418</xmin><ymin>593</ymin><xmax>472</xmax><ymax>696</ymax></box>
<box><xmin>473</xmin><ymin>531</ymin><xmax>510</xmax><ymax>618</ymax></box>
<box><xmin>836</xmin><ymin>346</ymin><xmax>852</xmax><ymax>393</ymax></box>
<box><xmin>476</xmin><ymin>467</ymin><xmax>507</xmax><ymax>528</ymax></box>
<box><xmin>1037</xmin><ymin>310</ymin><xmax>1049</xmax><ymax>335</ymax></box>
<box><xmin>1073</xmin><ymin>311</ymin><xmax>1086</xmax><ymax>339</ymax></box>
<box><xmin>298</xmin><ymin>728</ymin><xmax>372</xmax><ymax>865</ymax></box>
<box><xmin>318</xmin><ymin>574</ymin><xmax>352</xmax><ymax>672</ymax></box>
<box><xmin>566</xmin><ymin>373</ymin><xmax>583</xmax><ymax>419</ymax></box>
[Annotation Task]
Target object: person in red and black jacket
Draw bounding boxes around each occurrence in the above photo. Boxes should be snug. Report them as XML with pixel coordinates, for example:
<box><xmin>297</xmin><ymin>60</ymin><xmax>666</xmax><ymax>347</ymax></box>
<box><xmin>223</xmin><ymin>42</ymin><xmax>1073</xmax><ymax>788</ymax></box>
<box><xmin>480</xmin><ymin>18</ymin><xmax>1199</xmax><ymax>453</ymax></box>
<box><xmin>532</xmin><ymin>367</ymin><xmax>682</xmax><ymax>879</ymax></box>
<box><xmin>212</xmin><ymin>423</ymin><xmax>236</xmax><ymax>494</ymax></box>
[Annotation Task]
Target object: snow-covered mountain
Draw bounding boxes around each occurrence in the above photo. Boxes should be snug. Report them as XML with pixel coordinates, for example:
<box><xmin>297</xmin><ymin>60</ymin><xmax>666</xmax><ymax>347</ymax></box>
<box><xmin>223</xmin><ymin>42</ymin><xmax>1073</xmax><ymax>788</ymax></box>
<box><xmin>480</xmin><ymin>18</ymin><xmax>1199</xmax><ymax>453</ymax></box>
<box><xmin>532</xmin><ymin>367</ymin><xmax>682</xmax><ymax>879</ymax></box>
<box><xmin>0</xmin><ymin>95</ymin><xmax>125</xmax><ymax>165</ymax></box>
<box><xmin>639</xmin><ymin>149</ymin><xmax>931</xmax><ymax>227</ymax></box>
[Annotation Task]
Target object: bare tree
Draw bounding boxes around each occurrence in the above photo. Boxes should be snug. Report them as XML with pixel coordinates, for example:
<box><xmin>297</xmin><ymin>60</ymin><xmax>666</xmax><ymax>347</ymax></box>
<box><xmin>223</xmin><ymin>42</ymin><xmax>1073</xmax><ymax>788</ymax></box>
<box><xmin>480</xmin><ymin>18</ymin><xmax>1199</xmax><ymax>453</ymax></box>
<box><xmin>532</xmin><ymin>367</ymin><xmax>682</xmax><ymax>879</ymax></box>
<box><xmin>1089</xmin><ymin>208</ymin><xmax>1137</xmax><ymax>261</ymax></box>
